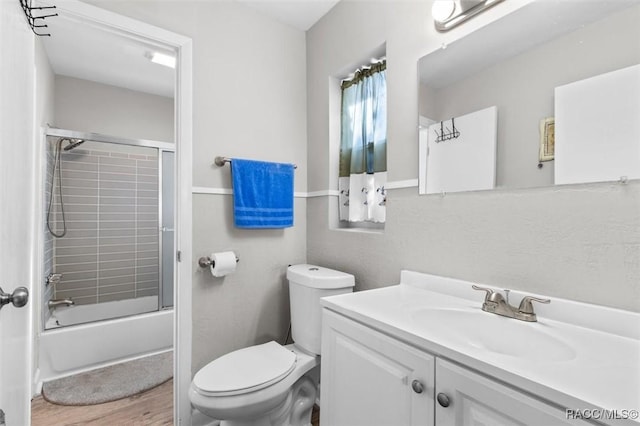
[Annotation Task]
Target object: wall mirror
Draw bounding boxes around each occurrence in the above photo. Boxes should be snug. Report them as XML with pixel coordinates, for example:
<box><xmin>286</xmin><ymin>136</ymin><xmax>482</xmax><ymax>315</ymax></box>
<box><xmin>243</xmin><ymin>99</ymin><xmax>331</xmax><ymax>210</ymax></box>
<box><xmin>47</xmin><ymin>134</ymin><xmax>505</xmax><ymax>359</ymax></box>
<box><xmin>418</xmin><ymin>1</ymin><xmax>640</xmax><ymax>194</ymax></box>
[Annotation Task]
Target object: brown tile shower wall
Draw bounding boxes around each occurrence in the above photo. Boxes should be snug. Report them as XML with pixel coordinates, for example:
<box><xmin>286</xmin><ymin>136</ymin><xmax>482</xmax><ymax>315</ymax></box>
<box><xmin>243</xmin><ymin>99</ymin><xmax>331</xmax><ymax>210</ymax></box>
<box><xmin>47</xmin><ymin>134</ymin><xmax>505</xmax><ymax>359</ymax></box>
<box><xmin>52</xmin><ymin>147</ymin><xmax>159</xmax><ymax>305</ymax></box>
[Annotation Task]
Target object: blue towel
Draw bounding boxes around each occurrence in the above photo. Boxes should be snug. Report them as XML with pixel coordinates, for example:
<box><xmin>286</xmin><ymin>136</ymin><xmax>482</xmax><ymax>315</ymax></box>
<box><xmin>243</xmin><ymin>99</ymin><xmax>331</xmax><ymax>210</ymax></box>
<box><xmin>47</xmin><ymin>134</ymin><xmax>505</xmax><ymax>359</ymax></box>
<box><xmin>231</xmin><ymin>158</ymin><xmax>295</xmax><ymax>229</ymax></box>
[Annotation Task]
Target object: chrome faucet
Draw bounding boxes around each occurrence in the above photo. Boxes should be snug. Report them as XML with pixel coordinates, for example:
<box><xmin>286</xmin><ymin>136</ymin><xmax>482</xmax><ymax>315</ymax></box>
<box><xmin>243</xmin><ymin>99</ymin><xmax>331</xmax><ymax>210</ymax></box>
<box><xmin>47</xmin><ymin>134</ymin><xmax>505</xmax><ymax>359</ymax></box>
<box><xmin>48</xmin><ymin>298</ymin><xmax>75</xmax><ymax>309</ymax></box>
<box><xmin>472</xmin><ymin>285</ymin><xmax>550</xmax><ymax>322</ymax></box>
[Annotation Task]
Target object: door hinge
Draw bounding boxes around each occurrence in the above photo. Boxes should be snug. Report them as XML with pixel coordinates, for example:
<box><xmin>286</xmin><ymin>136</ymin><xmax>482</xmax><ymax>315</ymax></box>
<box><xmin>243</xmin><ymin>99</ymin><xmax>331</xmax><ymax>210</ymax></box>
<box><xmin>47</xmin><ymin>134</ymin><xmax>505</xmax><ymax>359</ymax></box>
<box><xmin>176</xmin><ymin>250</ymin><xmax>182</xmax><ymax>262</ymax></box>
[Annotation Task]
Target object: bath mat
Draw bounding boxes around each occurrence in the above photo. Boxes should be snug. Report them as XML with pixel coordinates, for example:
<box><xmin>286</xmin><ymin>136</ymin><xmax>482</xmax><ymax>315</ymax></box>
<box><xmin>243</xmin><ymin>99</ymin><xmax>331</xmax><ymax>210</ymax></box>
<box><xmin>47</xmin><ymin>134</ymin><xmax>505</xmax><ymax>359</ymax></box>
<box><xmin>42</xmin><ymin>351</ymin><xmax>173</xmax><ymax>406</ymax></box>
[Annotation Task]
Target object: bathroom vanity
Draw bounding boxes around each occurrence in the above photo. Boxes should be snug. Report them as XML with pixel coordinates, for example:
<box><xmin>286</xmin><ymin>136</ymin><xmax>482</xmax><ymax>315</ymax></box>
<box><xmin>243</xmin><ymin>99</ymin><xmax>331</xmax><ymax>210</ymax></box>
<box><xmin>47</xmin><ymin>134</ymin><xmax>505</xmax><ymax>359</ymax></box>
<box><xmin>320</xmin><ymin>271</ymin><xmax>640</xmax><ymax>426</ymax></box>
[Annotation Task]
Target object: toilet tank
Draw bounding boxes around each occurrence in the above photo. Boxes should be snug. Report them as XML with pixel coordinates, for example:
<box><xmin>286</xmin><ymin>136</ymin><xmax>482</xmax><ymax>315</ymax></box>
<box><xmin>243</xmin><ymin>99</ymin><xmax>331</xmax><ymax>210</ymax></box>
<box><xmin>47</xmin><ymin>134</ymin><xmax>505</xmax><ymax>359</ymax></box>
<box><xmin>287</xmin><ymin>264</ymin><xmax>354</xmax><ymax>355</ymax></box>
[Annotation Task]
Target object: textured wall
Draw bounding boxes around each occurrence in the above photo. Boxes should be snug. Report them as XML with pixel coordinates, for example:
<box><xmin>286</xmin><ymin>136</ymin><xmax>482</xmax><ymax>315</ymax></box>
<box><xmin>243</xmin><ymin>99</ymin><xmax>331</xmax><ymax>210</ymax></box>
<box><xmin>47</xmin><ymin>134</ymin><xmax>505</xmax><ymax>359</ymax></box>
<box><xmin>309</xmin><ymin>183</ymin><xmax>640</xmax><ymax>311</ymax></box>
<box><xmin>191</xmin><ymin>195</ymin><xmax>306</xmax><ymax>372</ymax></box>
<box><xmin>306</xmin><ymin>1</ymin><xmax>640</xmax><ymax>312</ymax></box>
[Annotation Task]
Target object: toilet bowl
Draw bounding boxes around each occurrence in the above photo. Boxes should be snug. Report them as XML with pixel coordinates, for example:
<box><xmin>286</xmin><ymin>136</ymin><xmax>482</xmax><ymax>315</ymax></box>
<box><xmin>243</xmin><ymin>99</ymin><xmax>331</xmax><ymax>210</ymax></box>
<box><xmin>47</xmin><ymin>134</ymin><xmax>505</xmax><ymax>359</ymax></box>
<box><xmin>189</xmin><ymin>264</ymin><xmax>354</xmax><ymax>426</ymax></box>
<box><xmin>189</xmin><ymin>343</ymin><xmax>319</xmax><ymax>426</ymax></box>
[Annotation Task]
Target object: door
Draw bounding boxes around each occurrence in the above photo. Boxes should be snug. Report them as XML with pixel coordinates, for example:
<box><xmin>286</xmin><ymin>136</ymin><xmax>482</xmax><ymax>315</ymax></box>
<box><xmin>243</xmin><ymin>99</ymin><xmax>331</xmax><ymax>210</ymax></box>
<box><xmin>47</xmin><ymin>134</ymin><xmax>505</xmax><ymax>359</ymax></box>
<box><xmin>0</xmin><ymin>1</ymin><xmax>36</xmax><ymax>425</ymax></box>
<box><xmin>321</xmin><ymin>309</ymin><xmax>435</xmax><ymax>426</ymax></box>
<box><xmin>435</xmin><ymin>359</ymin><xmax>592</xmax><ymax>426</ymax></box>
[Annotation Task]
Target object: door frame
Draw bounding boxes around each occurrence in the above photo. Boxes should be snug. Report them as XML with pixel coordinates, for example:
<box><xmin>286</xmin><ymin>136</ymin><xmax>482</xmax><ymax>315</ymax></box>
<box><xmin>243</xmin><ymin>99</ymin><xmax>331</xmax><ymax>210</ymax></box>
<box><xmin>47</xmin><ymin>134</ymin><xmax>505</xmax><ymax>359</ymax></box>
<box><xmin>32</xmin><ymin>2</ymin><xmax>193</xmax><ymax>424</ymax></box>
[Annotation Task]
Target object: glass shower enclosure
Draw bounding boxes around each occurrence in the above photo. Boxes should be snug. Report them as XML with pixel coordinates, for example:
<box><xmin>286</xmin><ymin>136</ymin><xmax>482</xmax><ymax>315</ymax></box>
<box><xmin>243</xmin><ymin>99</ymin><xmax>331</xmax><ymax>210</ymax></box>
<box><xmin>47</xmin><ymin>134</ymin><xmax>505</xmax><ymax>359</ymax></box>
<box><xmin>43</xmin><ymin>128</ymin><xmax>175</xmax><ymax>329</ymax></box>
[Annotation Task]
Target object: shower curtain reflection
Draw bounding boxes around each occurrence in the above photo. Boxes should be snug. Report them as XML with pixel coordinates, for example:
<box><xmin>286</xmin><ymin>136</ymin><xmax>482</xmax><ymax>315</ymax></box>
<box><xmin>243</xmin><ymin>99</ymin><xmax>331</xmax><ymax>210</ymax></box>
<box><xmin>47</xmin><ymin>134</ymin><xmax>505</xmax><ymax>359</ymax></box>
<box><xmin>44</xmin><ymin>135</ymin><xmax>174</xmax><ymax>329</ymax></box>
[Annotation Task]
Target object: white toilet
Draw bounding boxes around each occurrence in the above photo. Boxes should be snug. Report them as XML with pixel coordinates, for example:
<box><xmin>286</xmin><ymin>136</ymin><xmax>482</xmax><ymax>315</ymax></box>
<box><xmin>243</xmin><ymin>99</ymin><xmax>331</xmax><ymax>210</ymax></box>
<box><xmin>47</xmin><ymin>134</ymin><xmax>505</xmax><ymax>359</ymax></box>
<box><xmin>189</xmin><ymin>264</ymin><xmax>355</xmax><ymax>426</ymax></box>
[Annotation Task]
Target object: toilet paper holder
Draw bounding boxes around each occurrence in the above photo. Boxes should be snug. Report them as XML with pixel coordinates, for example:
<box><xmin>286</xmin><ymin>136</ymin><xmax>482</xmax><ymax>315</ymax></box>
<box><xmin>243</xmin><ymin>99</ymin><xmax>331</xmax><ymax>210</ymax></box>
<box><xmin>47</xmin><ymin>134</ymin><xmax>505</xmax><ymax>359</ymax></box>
<box><xmin>198</xmin><ymin>255</ymin><xmax>240</xmax><ymax>268</ymax></box>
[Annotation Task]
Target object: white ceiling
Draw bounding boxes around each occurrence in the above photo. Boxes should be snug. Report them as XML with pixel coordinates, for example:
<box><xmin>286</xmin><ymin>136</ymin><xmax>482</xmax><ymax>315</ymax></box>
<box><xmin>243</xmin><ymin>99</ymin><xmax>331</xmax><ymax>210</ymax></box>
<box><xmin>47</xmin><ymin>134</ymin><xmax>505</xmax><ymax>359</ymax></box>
<box><xmin>235</xmin><ymin>0</ymin><xmax>340</xmax><ymax>31</ymax></box>
<box><xmin>41</xmin><ymin>1</ymin><xmax>339</xmax><ymax>99</ymax></box>
<box><xmin>42</xmin><ymin>13</ymin><xmax>176</xmax><ymax>98</ymax></box>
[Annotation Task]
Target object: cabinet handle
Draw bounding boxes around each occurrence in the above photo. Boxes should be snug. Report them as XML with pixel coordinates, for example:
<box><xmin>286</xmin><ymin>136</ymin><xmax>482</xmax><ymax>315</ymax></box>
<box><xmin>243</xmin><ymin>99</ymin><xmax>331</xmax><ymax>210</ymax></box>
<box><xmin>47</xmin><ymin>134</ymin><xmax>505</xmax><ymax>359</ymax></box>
<box><xmin>411</xmin><ymin>380</ymin><xmax>424</xmax><ymax>394</ymax></box>
<box><xmin>437</xmin><ymin>392</ymin><xmax>451</xmax><ymax>407</ymax></box>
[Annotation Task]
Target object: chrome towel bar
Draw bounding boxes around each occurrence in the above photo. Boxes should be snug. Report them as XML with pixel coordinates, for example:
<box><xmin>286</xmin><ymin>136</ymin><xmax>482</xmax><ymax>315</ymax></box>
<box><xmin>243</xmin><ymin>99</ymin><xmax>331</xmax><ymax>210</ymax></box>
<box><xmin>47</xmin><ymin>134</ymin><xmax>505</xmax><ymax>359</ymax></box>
<box><xmin>214</xmin><ymin>156</ymin><xmax>297</xmax><ymax>169</ymax></box>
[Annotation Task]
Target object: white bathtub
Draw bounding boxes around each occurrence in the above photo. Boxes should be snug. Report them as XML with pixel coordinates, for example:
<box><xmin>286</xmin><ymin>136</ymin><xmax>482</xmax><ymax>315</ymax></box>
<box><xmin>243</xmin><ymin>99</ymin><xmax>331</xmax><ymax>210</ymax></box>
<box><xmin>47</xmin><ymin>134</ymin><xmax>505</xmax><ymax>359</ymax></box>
<box><xmin>45</xmin><ymin>296</ymin><xmax>161</xmax><ymax>329</ymax></box>
<box><xmin>37</xmin><ymin>298</ymin><xmax>173</xmax><ymax>387</ymax></box>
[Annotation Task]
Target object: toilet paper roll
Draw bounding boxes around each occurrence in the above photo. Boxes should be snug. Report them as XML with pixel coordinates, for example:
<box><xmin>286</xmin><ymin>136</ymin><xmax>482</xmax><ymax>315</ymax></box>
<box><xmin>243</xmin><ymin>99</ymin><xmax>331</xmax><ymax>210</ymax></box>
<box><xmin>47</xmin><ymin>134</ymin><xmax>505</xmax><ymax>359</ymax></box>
<box><xmin>210</xmin><ymin>251</ymin><xmax>237</xmax><ymax>277</ymax></box>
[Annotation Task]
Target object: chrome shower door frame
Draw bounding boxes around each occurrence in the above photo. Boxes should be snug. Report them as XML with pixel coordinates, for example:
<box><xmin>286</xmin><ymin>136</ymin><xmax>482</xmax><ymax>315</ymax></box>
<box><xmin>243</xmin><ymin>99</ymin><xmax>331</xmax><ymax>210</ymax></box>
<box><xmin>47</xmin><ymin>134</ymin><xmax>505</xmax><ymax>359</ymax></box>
<box><xmin>45</xmin><ymin>127</ymin><xmax>176</xmax><ymax>312</ymax></box>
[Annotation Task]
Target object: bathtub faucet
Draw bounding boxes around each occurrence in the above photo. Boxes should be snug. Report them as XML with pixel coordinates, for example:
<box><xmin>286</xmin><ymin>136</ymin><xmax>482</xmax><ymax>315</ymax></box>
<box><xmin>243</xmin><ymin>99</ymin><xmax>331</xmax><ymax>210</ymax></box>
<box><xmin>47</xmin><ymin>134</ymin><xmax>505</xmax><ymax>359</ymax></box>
<box><xmin>48</xmin><ymin>298</ymin><xmax>75</xmax><ymax>308</ymax></box>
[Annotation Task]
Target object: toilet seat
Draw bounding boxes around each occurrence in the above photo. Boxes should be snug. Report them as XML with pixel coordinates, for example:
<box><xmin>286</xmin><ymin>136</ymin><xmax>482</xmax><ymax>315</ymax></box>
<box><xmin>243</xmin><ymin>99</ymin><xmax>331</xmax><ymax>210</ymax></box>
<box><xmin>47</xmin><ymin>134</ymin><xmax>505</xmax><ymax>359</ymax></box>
<box><xmin>193</xmin><ymin>341</ymin><xmax>296</xmax><ymax>397</ymax></box>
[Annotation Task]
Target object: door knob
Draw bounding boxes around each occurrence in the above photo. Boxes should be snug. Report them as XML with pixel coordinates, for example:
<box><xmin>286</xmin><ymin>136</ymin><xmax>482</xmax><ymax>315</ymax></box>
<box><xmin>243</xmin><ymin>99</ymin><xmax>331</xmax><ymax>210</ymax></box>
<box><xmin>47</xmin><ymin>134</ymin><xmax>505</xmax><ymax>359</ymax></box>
<box><xmin>0</xmin><ymin>286</ymin><xmax>29</xmax><ymax>310</ymax></box>
<box><xmin>411</xmin><ymin>380</ymin><xmax>424</xmax><ymax>394</ymax></box>
<box><xmin>437</xmin><ymin>392</ymin><xmax>451</xmax><ymax>407</ymax></box>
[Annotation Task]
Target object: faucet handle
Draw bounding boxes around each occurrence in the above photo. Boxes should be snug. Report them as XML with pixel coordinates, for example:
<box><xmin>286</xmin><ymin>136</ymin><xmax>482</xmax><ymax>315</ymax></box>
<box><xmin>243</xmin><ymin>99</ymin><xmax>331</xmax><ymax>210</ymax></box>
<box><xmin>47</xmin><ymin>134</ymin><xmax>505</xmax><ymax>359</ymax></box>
<box><xmin>472</xmin><ymin>285</ymin><xmax>495</xmax><ymax>301</ymax></box>
<box><xmin>46</xmin><ymin>273</ymin><xmax>63</xmax><ymax>286</ymax></box>
<box><xmin>518</xmin><ymin>296</ymin><xmax>550</xmax><ymax>314</ymax></box>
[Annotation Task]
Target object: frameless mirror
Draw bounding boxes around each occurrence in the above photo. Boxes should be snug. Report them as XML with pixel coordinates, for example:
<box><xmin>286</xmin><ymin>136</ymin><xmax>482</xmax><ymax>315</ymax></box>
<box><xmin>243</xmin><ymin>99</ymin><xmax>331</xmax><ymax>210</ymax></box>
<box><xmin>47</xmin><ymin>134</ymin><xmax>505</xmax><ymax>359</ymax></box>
<box><xmin>418</xmin><ymin>1</ymin><xmax>640</xmax><ymax>193</ymax></box>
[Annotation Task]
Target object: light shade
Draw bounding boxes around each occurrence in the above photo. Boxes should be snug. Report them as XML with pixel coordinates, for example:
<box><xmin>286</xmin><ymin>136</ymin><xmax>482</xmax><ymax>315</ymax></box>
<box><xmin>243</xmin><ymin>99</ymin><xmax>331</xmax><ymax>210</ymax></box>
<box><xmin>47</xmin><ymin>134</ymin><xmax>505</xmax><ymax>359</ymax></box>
<box><xmin>148</xmin><ymin>52</ymin><xmax>176</xmax><ymax>69</ymax></box>
<box><xmin>432</xmin><ymin>0</ymin><xmax>505</xmax><ymax>32</ymax></box>
<box><xmin>432</xmin><ymin>1</ymin><xmax>456</xmax><ymax>23</ymax></box>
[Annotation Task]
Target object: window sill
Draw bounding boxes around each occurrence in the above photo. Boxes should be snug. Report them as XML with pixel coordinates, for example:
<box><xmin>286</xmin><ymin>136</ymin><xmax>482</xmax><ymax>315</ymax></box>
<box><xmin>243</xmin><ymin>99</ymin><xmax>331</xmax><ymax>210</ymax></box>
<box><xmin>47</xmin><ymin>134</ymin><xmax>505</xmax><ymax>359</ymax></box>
<box><xmin>331</xmin><ymin>224</ymin><xmax>385</xmax><ymax>235</ymax></box>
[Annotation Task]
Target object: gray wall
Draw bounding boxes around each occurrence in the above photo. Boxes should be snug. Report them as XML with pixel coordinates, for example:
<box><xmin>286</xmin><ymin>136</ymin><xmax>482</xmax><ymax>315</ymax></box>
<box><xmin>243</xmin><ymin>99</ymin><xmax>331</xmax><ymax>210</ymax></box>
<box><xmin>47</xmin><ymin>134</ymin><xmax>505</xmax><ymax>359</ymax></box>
<box><xmin>54</xmin><ymin>75</ymin><xmax>174</xmax><ymax>142</ymax></box>
<box><xmin>420</xmin><ymin>7</ymin><xmax>640</xmax><ymax>189</ymax></box>
<box><xmin>306</xmin><ymin>2</ymin><xmax>640</xmax><ymax>312</ymax></box>
<box><xmin>87</xmin><ymin>0</ymin><xmax>308</xmax><ymax>373</ymax></box>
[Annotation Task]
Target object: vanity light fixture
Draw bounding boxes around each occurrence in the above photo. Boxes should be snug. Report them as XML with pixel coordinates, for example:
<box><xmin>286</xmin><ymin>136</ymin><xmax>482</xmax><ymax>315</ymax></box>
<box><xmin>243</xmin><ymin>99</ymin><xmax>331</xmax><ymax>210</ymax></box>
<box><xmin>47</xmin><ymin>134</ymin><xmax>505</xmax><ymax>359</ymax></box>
<box><xmin>432</xmin><ymin>0</ymin><xmax>505</xmax><ymax>32</ymax></box>
<box><xmin>432</xmin><ymin>0</ymin><xmax>457</xmax><ymax>23</ymax></box>
<box><xmin>146</xmin><ymin>51</ymin><xmax>176</xmax><ymax>69</ymax></box>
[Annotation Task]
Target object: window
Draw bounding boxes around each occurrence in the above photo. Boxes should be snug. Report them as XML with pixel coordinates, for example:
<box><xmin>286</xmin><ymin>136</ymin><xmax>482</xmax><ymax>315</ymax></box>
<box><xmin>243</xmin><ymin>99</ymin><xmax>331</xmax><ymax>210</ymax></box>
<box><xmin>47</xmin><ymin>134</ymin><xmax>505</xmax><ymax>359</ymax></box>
<box><xmin>338</xmin><ymin>60</ymin><xmax>387</xmax><ymax>224</ymax></box>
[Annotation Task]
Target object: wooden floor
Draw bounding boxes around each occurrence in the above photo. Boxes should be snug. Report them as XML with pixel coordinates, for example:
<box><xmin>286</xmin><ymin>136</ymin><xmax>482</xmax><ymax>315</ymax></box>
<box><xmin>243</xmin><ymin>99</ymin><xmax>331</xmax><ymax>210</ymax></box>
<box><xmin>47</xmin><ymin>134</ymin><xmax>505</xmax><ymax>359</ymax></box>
<box><xmin>32</xmin><ymin>379</ymin><xmax>319</xmax><ymax>426</ymax></box>
<box><xmin>31</xmin><ymin>379</ymin><xmax>173</xmax><ymax>426</ymax></box>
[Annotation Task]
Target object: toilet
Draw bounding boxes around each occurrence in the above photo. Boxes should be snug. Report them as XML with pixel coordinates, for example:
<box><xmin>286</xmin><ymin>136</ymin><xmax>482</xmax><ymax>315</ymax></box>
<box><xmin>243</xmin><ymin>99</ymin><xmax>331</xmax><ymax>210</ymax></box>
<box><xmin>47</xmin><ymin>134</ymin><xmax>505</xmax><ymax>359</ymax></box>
<box><xmin>189</xmin><ymin>264</ymin><xmax>355</xmax><ymax>426</ymax></box>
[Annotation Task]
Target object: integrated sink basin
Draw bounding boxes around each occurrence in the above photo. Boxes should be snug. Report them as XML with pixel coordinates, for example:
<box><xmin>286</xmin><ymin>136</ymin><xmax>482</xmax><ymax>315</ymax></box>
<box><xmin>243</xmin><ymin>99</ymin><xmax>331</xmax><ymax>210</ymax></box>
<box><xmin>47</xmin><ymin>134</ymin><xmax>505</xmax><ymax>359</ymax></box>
<box><xmin>411</xmin><ymin>308</ymin><xmax>577</xmax><ymax>362</ymax></box>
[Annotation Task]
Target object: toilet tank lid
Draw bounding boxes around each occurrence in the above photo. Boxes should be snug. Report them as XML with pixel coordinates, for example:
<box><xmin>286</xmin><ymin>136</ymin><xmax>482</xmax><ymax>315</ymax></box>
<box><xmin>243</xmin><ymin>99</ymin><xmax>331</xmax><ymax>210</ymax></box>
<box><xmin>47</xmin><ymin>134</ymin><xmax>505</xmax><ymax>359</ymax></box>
<box><xmin>287</xmin><ymin>264</ymin><xmax>355</xmax><ymax>289</ymax></box>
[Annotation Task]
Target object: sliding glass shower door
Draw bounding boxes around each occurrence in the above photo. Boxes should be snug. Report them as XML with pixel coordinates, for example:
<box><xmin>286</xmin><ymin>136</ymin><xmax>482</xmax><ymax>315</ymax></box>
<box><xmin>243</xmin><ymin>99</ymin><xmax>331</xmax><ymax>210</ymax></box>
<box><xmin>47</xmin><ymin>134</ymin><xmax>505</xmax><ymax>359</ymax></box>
<box><xmin>44</xmin><ymin>132</ymin><xmax>175</xmax><ymax>328</ymax></box>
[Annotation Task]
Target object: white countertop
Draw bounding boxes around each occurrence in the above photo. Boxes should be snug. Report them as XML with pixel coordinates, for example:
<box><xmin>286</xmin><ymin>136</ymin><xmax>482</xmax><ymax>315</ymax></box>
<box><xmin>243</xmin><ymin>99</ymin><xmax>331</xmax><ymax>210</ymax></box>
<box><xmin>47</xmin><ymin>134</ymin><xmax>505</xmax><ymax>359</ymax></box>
<box><xmin>321</xmin><ymin>270</ymin><xmax>640</xmax><ymax>425</ymax></box>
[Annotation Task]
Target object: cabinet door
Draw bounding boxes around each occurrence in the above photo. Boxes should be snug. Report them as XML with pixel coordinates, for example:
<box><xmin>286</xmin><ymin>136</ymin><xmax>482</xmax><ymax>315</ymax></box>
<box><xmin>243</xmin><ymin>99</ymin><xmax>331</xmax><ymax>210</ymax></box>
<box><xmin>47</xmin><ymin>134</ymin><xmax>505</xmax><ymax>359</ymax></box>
<box><xmin>435</xmin><ymin>359</ymin><xmax>592</xmax><ymax>426</ymax></box>
<box><xmin>321</xmin><ymin>309</ymin><xmax>434</xmax><ymax>426</ymax></box>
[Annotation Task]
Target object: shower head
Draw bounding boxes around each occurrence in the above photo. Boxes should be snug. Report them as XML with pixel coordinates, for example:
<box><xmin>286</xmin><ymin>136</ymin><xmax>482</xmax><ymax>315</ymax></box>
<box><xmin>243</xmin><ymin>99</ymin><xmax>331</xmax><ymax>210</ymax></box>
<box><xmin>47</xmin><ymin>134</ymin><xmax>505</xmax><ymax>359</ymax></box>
<box><xmin>62</xmin><ymin>138</ymin><xmax>85</xmax><ymax>151</ymax></box>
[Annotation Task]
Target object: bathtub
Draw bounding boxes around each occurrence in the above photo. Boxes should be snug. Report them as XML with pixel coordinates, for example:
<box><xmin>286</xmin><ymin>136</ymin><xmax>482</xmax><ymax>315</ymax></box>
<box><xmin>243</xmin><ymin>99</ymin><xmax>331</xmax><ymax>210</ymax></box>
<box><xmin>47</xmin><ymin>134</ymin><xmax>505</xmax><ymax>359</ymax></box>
<box><xmin>45</xmin><ymin>295</ymin><xmax>161</xmax><ymax>329</ymax></box>
<box><xmin>37</xmin><ymin>297</ymin><xmax>173</xmax><ymax>387</ymax></box>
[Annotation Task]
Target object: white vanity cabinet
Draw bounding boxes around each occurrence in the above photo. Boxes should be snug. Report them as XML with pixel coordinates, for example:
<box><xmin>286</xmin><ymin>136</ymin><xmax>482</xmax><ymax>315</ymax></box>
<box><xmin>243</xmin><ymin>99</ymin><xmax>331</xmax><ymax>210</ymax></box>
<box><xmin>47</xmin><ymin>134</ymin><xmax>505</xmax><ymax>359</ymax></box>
<box><xmin>435</xmin><ymin>359</ymin><xmax>591</xmax><ymax>426</ymax></box>
<box><xmin>320</xmin><ymin>309</ymin><xmax>435</xmax><ymax>426</ymax></box>
<box><xmin>321</xmin><ymin>309</ymin><xmax>593</xmax><ymax>426</ymax></box>
<box><xmin>319</xmin><ymin>271</ymin><xmax>640</xmax><ymax>426</ymax></box>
